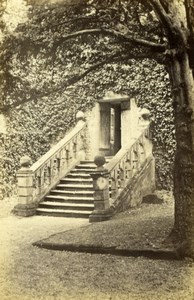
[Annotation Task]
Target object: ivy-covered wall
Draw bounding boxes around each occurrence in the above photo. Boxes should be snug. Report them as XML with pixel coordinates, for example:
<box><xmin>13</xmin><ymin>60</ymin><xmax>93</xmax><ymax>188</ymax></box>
<box><xmin>0</xmin><ymin>58</ymin><xmax>175</xmax><ymax>199</ymax></box>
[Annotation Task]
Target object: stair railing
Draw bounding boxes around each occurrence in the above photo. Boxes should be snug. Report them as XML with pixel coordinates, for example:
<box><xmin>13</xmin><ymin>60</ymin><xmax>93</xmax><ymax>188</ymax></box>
<box><xmin>106</xmin><ymin>124</ymin><xmax>152</xmax><ymax>205</ymax></box>
<box><xmin>13</xmin><ymin>111</ymin><xmax>87</xmax><ymax>216</ymax></box>
<box><xmin>89</xmin><ymin>123</ymin><xmax>153</xmax><ymax>222</ymax></box>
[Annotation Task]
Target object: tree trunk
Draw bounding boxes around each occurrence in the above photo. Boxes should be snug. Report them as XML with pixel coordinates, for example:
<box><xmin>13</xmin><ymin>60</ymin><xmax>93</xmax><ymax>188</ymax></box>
<box><xmin>168</xmin><ymin>51</ymin><xmax>194</xmax><ymax>257</ymax></box>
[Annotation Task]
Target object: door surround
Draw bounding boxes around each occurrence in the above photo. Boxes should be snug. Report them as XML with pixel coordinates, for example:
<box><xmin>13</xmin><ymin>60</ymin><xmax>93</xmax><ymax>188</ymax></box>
<box><xmin>98</xmin><ymin>93</ymin><xmax>131</xmax><ymax>156</ymax></box>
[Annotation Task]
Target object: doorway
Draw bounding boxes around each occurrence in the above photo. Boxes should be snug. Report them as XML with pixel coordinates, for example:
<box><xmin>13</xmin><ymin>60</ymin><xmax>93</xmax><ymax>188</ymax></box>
<box><xmin>99</xmin><ymin>103</ymin><xmax>121</xmax><ymax>156</ymax></box>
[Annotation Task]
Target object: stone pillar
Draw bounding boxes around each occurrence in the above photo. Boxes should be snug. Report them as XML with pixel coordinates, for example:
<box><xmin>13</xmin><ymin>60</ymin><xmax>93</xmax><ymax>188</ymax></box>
<box><xmin>89</xmin><ymin>156</ymin><xmax>112</xmax><ymax>222</ymax></box>
<box><xmin>76</xmin><ymin>111</ymin><xmax>87</xmax><ymax>161</ymax></box>
<box><xmin>13</xmin><ymin>156</ymin><xmax>37</xmax><ymax>217</ymax></box>
<box><xmin>121</xmin><ymin>100</ymin><xmax>131</xmax><ymax>147</ymax></box>
<box><xmin>129</xmin><ymin>98</ymin><xmax>141</xmax><ymax>139</ymax></box>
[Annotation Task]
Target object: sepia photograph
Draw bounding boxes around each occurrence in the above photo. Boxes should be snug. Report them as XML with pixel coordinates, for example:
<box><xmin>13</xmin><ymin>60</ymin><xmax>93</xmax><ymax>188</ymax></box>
<box><xmin>0</xmin><ymin>0</ymin><xmax>194</xmax><ymax>299</ymax></box>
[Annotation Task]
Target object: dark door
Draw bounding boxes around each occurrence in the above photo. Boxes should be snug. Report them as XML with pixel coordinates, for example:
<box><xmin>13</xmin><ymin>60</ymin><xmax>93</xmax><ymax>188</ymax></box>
<box><xmin>110</xmin><ymin>105</ymin><xmax>121</xmax><ymax>155</ymax></box>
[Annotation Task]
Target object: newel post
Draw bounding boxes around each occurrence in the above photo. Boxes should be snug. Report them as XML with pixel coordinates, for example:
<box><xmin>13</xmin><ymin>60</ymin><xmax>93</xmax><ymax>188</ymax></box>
<box><xmin>89</xmin><ymin>155</ymin><xmax>112</xmax><ymax>223</ymax></box>
<box><xmin>13</xmin><ymin>156</ymin><xmax>37</xmax><ymax>217</ymax></box>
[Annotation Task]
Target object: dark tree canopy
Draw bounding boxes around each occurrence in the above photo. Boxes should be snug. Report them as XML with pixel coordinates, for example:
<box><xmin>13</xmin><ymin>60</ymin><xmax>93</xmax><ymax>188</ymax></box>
<box><xmin>1</xmin><ymin>0</ymin><xmax>168</xmax><ymax>111</ymax></box>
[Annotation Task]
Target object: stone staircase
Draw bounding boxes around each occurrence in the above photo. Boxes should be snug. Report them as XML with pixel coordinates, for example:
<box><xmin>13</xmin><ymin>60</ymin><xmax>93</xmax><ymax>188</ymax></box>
<box><xmin>14</xmin><ymin>108</ymin><xmax>154</xmax><ymax>220</ymax></box>
<box><xmin>36</xmin><ymin>161</ymin><xmax>96</xmax><ymax>218</ymax></box>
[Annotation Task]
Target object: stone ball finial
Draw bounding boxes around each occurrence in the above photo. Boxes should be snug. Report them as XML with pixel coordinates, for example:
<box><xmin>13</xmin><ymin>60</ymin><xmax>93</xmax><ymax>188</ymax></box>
<box><xmin>94</xmin><ymin>155</ymin><xmax>106</xmax><ymax>169</ymax></box>
<box><xmin>140</xmin><ymin>108</ymin><xmax>150</xmax><ymax>120</ymax></box>
<box><xmin>76</xmin><ymin>111</ymin><xmax>85</xmax><ymax>122</ymax></box>
<box><xmin>20</xmin><ymin>155</ymin><xmax>32</xmax><ymax>168</ymax></box>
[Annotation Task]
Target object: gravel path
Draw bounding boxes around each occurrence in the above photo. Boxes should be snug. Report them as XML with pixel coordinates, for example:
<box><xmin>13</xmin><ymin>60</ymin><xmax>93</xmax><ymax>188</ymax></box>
<box><xmin>0</xmin><ymin>193</ymin><xmax>194</xmax><ymax>300</ymax></box>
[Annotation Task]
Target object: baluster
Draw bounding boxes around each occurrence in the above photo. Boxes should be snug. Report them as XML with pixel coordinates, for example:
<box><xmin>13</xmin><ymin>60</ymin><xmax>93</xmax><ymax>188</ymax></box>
<box><xmin>52</xmin><ymin>157</ymin><xmax>57</xmax><ymax>179</ymax></box>
<box><xmin>123</xmin><ymin>155</ymin><xmax>128</xmax><ymax>183</ymax></box>
<box><xmin>80</xmin><ymin>131</ymin><xmax>85</xmax><ymax>151</ymax></box>
<box><xmin>117</xmin><ymin>163</ymin><xmax>124</xmax><ymax>192</ymax></box>
<box><xmin>119</xmin><ymin>161</ymin><xmax>125</xmax><ymax>189</ymax></box>
<box><xmin>131</xmin><ymin>146</ymin><xmax>138</xmax><ymax>175</ymax></box>
<box><xmin>58</xmin><ymin>150</ymin><xmax>63</xmax><ymax>176</ymax></box>
<box><xmin>69</xmin><ymin>141</ymin><xmax>73</xmax><ymax>162</ymax></box>
<box><xmin>116</xmin><ymin>165</ymin><xmax>121</xmax><ymax>190</ymax></box>
<box><xmin>50</xmin><ymin>158</ymin><xmax>54</xmax><ymax>186</ymax></box>
<box><xmin>123</xmin><ymin>156</ymin><xmax>128</xmax><ymax>182</ymax></box>
<box><xmin>73</xmin><ymin>136</ymin><xmax>77</xmax><ymax>159</ymax></box>
<box><xmin>43</xmin><ymin>165</ymin><xmax>49</xmax><ymax>190</ymax></box>
<box><xmin>110</xmin><ymin>169</ymin><xmax>118</xmax><ymax>202</ymax></box>
<box><xmin>47</xmin><ymin>161</ymin><xmax>51</xmax><ymax>186</ymax></box>
<box><xmin>127</xmin><ymin>151</ymin><xmax>131</xmax><ymax>178</ymax></box>
<box><xmin>45</xmin><ymin>164</ymin><xmax>50</xmax><ymax>188</ymax></box>
<box><xmin>39</xmin><ymin>167</ymin><xmax>45</xmax><ymax>195</ymax></box>
<box><xmin>66</xmin><ymin>146</ymin><xmax>70</xmax><ymax>166</ymax></box>
<box><xmin>60</xmin><ymin>147</ymin><xmax>65</xmax><ymax>171</ymax></box>
<box><xmin>47</xmin><ymin>165</ymin><xmax>51</xmax><ymax>185</ymax></box>
<box><xmin>126</xmin><ymin>158</ymin><xmax>132</xmax><ymax>179</ymax></box>
<box><xmin>57</xmin><ymin>156</ymin><xmax>61</xmax><ymax>174</ymax></box>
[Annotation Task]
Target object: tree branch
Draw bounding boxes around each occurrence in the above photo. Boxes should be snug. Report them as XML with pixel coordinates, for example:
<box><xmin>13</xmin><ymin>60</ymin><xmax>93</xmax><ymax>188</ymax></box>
<box><xmin>148</xmin><ymin>0</ymin><xmax>174</xmax><ymax>31</ymax></box>
<box><xmin>185</xmin><ymin>0</ymin><xmax>194</xmax><ymax>38</ymax></box>
<box><xmin>184</xmin><ymin>0</ymin><xmax>194</xmax><ymax>71</ymax></box>
<box><xmin>158</xmin><ymin>0</ymin><xmax>169</xmax><ymax>13</ymax></box>
<box><xmin>148</xmin><ymin>0</ymin><xmax>187</xmax><ymax>45</ymax></box>
<box><xmin>1</xmin><ymin>49</ymin><xmax>163</xmax><ymax>111</ymax></box>
<box><xmin>52</xmin><ymin>28</ymin><xmax>166</xmax><ymax>52</ymax></box>
<box><xmin>1</xmin><ymin>51</ymin><xmax>125</xmax><ymax>111</ymax></box>
<box><xmin>45</xmin><ymin>15</ymin><xmax>98</xmax><ymax>29</ymax></box>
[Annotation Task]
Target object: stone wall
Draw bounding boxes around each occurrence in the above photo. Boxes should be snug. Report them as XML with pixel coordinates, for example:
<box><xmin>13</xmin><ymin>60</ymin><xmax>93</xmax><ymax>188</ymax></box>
<box><xmin>112</xmin><ymin>156</ymin><xmax>155</xmax><ymax>213</ymax></box>
<box><xmin>84</xmin><ymin>105</ymin><xmax>101</xmax><ymax>160</ymax></box>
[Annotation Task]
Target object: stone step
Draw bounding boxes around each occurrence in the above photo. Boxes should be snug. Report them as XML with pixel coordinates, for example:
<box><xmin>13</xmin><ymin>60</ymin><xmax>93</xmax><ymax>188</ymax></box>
<box><xmin>39</xmin><ymin>201</ymin><xmax>94</xmax><ymax>211</ymax></box>
<box><xmin>36</xmin><ymin>208</ymin><xmax>91</xmax><ymax>218</ymax></box>
<box><xmin>36</xmin><ymin>158</ymin><xmax>113</xmax><ymax>219</ymax></box>
<box><xmin>80</xmin><ymin>160</ymin><xmax>95</xmax><ymax>164</ymax></box>
<box><xmin>50</xmin><ymin>189</ymin><xmax>94</xmax><ymax>197</ymax></box>
<box><xmin>45</xmin><ymin>195</ymin><xmax>94</xmax><ymax>203</ymax></box>
<box><xmin>60</xmin><ymin>178</ymin><xmax>93</xmax><ymax>183</ymax></box>
<box><xmin>76</xmin><ymin>164</ymin><xmax>96</xmax><ymax>169</ymax></box>
<box><xmin>57</xmin><ymin>183</ymin><xmax>93</xmax><ymax>190</ymax></box>
<box><xmin>66</xmin><ymin>173</ymin><xmax>92</xmax><ymax>178</ymax></box>
<box><xmin>70</xmin><ymin>168</ymin><xmax>95</xmax><ymax>173</ymax></box>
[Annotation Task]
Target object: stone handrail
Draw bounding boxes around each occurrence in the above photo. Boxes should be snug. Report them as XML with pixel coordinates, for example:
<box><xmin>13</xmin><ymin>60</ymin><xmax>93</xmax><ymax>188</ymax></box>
<box><xmin>14</xmin><ymin>112</ymin><xmax>86</xmax><ymax>216</ymax></box>
<box><xmin>106</xmin><ymin>125</ymin><xmax>151</xmax><ymax>204</ymax></box>
<box><xmin>31</xmin><ymin>121</ymin><xmax>86</xmax><ymax>202</ymax></box>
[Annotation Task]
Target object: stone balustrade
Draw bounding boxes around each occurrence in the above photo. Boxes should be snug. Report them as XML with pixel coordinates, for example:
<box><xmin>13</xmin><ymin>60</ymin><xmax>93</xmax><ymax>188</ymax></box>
<box><xmin>13</xmin><ymin>112</ymin><xmax>86</xmax><ymax>216</ymax></box>
<box><xmin>89</xmin><ymin>124</ymin><xmax>154</xmax><ymax>222</ymax></box>
<box><xmin>107</xmin><ymin>125</ymin><xmax>152</xmax><ymax>204</ymax></box>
